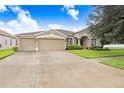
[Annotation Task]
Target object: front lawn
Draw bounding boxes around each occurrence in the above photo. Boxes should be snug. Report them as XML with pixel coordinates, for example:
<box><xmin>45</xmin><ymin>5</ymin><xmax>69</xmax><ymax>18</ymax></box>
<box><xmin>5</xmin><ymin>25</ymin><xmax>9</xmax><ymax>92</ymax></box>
<box><xmin>0</xmin><ymin>49</ymin><xmax>16</xmax><ymax>59</ymax></box>
<box><xmin>68</xmin><ymin>49</ymin><xmax>124</xmax><ymax>58</ymax></box>
<box><xmin>101</xmin><ymin>59</ymin><xmax>124</xmax><ymax>70</ymax></box>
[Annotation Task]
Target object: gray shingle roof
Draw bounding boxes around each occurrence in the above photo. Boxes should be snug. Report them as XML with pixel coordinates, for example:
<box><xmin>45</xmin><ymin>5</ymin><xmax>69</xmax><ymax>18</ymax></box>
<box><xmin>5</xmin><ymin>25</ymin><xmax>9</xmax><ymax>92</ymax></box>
<box><xmin>16</xmin><ymin>31</ymin><xmax>43</xmax><ymax>36</ymax></box>
<box><xmin>16</xmin><ymin>29</ymin><xmax>74</xmax><ymax>37</ymax></box>
<box><xmin>0</xmin><ymin>30</ymin><xmax>16</xmax><ymax>38</ymax></box>
<box><xmin>74</xmin><ymin>29</ymin><xmax>89</xmax><ymax>34</ymax></box>
<box><xmin>51</xmin><ymin>29</ymin><xmax>74</xmax><ymax>37</ymax></box>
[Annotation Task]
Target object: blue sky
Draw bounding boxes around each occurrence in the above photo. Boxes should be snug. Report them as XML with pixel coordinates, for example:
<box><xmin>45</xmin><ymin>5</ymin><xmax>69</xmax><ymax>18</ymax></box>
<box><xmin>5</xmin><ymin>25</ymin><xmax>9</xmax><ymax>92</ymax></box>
<box><xmin>0</xmin><ymin>5</ymin><xmax>93</xmax><ymax>34</ymax></box>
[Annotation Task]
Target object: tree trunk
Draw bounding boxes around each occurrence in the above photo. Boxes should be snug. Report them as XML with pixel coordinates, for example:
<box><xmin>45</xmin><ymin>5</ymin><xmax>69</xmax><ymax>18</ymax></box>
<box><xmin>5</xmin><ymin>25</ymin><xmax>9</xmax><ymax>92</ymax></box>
<box><xmin>101</xmin><ymin>43</ymin><xmax>104</xmax><ymax>48</ymax></box>
<box><xmin>102</xmin><ymin>43</ymin><xmax>104</xmax><ymax>48</ymax></box>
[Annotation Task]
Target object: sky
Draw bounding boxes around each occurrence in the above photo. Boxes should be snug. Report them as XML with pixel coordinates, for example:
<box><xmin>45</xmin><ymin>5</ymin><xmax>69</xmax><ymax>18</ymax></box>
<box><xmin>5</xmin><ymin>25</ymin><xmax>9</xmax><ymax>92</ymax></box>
<box><xmin>0</xmin><ymin>5</ymin><xmax>93</xmax><ymax>34</ymax></box>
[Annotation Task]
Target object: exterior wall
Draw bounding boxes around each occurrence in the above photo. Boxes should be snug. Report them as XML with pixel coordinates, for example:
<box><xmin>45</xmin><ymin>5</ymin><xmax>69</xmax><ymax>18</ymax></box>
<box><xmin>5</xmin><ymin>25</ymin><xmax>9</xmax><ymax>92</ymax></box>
<box><xmin>0</xmin><ymin>35</ymin><xmax>2</xmax><ymax>47</ymax></box>
<box><xmin>17</xmin><ymin>37</ymin><xmax>21</xmax><ymax>51</ymax></box>
<box><xmin>66</xmin><ymin>37</ymin><xmax>74</xmax><ymax>46</ymax></box>
<box><xmin>0</xmin><ymin>35</ymin><xmax>17</xmax><ymax>50</ymax></box>
<box><xmin>37</xmin><ymin>30</ymin><xmax>67</xmax><ymax>38</ymax></box>
<box><xmin>74</xmin><ymin>30</ymin><xmax>101</xmax><ymax>47</ymax></box>
<box><xmin>74</xmin><ymin>30</ymin><xmax>91</xmax><ymax>48</ymax></box>
<box><xmin>90</xmin><ymin>37</ymin><xmax>101</xmax><ymax>46</ymax></box>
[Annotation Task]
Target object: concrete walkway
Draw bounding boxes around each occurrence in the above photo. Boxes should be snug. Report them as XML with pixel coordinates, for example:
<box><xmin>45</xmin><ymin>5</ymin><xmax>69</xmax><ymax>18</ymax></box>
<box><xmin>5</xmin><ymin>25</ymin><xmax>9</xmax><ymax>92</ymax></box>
<box><xmin>0</xmin><ymin>51</ymin><xmax>124</xmax><ymax>88</ymax></box>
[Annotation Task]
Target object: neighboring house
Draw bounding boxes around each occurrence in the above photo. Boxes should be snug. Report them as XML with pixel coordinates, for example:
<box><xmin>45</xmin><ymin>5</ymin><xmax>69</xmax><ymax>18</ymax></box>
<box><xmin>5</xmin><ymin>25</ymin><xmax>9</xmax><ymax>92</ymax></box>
<box><xmin>16</xmin><ymin>29</ymin><xmax>101</xmax><ymax>51</ymax></box>
<box><xmin>0</xmin><ymin>30</ymin><xmax>17</xmax><ymax>50</ymax></box>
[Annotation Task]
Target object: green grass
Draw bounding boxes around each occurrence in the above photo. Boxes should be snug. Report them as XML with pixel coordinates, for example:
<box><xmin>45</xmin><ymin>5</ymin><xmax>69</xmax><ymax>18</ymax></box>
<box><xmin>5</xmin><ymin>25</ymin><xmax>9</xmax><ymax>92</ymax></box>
<box><xmin>0</xmin><ymin>49</ymin><xmax>16</xmax><ymax>59</ymax></box>
<box><xmin>101</xmin><ymin>59</ymin><xmax>124</xmax><ymax>70</ymax></box>
<box><xmin>68</xmin><ymin>49</ymin><xmax>124</xmax><ymax>58</ymax></box>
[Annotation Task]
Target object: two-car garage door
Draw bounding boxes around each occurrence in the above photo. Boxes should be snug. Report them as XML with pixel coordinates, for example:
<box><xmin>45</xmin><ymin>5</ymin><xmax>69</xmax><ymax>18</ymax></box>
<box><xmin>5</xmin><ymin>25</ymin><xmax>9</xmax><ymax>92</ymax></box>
<box><xmin>20</xmin><ymin>38</ymin><xmax>65</xmax><ymax>51</ymax></box>
<box><xmin>38</xmin><ymin>39</ymin><xmax>65</xmax><ymax>51</ymax></box>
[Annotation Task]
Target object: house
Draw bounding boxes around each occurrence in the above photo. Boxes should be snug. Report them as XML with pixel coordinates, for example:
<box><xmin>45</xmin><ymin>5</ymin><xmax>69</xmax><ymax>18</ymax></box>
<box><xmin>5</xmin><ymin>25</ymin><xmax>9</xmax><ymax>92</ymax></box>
<box><xmin>0</xmin><ymin>30</ymin><xmax>17</xmax><ymax>50</ymax></box>
<box><xmin>74</xmin><ymin>29</ymin><xmax>101</xmax><ymax>49</ymax></box>
<box><xmin>16</xmin><ymin>29</ymin><xmax>101</xmax><ymax>51</ymax></box>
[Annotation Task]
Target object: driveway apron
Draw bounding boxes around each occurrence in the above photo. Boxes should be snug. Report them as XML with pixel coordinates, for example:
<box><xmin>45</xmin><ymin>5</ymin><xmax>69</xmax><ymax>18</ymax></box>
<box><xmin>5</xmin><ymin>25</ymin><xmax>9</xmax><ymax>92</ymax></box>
<box><xmin>0</xmin><ymin>52</ymin><xmax>36</xmax><ymax>88</ymax></box>
<box><xmin>0</xmin><ymin>51</ymin><xmax>124</xmax><ymax>88</ymax></box>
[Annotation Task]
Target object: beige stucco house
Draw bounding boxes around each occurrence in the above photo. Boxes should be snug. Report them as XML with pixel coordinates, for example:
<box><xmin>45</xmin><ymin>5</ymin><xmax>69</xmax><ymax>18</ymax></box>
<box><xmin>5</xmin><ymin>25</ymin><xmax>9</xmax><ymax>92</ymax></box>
<box><xmin>0</xmin><ymin>30</ymin><xmax>17</xmax><ymax>50</ymax></box>
<box><xmin>16</xmin><ymin>29</ymin><xmax>101</xmax><ymax>51</ymax></box>
<box><xmin>74</xmin><ymin>29</ymin><xmax>101</xmax><ymax>49</ymax></box>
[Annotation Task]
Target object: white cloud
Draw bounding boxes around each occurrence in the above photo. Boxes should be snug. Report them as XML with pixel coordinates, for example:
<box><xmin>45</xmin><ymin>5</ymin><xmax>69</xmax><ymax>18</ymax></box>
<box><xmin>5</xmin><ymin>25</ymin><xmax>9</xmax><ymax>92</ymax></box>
<box><xmin>48</xmin><ymin>24</ymin><xmax>62</xmax><ymax>29</ymax></box>
<box><xmin>0</xmin><ymin>21</ymin><xmax>14</xmax><ymax>34</ymax></box>
<box><xmin>64</xmin><ymin>5</ymin><xmax>74</xmax><ymax>8</ymax></box>
<box><xmin>61</xmin><ymin>5</ymin><xmax>74</xmax><ymax>11</ymax></box>
<box><xmin>48</xmin><ymin>23</ymin><xmax>86</xmax><ymax>32</ymax></box>
<box><xmin>71</xmin><ymin>26</ymin><xmax>88</xmax><ymax>32</ymax></box>
<box><xmin>67</xmin><ymin>9</ymin><xmax>79</xmax><ymax>20</ymax></box>
<box><xmin>0</xmin><ymin>5</ymin><xmax>8</xmax><ymax>12</ymax></box>
<box><xmin>61</xmin><ymin>5</ymin><xmax>79</xmax><ymax>20</ymax></box>
<box><xmin>0</xmin><ymin>6</ymin><xmax>42</xmax><ymax>34</ymax></box>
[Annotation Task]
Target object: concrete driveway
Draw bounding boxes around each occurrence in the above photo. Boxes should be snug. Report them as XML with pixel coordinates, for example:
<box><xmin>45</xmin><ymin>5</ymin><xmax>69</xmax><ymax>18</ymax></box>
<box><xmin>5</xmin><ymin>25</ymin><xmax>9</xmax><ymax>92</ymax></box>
<box><xmin>0</xmin><ymin>51</ymin><xmax>124</xmax><ymax>88</ymax></box>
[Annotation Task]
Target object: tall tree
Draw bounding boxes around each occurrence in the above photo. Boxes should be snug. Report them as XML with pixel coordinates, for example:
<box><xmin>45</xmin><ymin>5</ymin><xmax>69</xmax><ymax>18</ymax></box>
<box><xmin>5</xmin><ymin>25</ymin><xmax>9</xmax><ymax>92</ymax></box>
<box><xmin>88</xmin><ymin>5</ymin><xmax>124</xmax><ymax>47</ymax></box>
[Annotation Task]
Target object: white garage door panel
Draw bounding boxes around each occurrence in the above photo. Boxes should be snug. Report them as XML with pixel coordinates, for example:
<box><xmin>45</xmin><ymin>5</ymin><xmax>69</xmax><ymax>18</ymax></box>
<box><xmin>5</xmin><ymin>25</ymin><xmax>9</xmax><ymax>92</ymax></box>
<box><xmin>38</xmin><ymin>39</ymin><xmax>65</xmax><ymax>51</ymax></box>
<box><xmin>20</xmin><ymin>38</ymin><xmax>36</xmax><ymax>51</ymax></box>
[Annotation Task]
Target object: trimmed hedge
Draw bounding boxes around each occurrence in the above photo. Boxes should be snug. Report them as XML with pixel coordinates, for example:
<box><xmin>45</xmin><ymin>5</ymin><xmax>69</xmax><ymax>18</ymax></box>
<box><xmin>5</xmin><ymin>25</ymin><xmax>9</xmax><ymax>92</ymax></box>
<box><xmin>66</xmin><ymin>44</ymin><xmax>82</xmax><ymax>50</ymax></box>
<box><xmin>90</xmin><ymin>46</ymin><xmax>102</xmax><ymax>50</ymax></box>
<box><xmin>12</xmin><ymin>47</ymin><xmax>19</xmax><ymax>52</ymax></box>
<box><xmin>90</xmin><ymin>46</ymin><xmax>110</xmax><ymax>51</ymax></box>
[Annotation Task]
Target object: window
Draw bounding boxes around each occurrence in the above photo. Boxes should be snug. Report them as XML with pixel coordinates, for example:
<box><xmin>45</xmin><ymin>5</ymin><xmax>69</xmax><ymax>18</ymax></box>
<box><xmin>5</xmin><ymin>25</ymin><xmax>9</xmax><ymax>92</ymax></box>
<box><xmin>5</xmin><ymin>40</ymin><xmax>7</xmax><ymax>45</ymax></box>
<box><xmin>75</xmin><ymin>38</ymin><xmax>78</xmax><ymax>45</ymax></box>
<box><xmin>69</xmin><ymin>38</ymin><xmax>72</xmax><ymax>45</ymax></box>
<box><xmin>67</xmin><ymin>38</ymin><xmax>72</xmax><ymax>45</ymax></box>
<box><xmin>91</xmin><ymin>38</ymin><xmax>96</xmax><ymax>46</ymax></box>
<box><xmin>69</xmin><ymin>38</ymin><xmax>72</xmax><ymax>44</ymax></box>
<box><xmin>10</xmin><ymin>39</ymin><xmax>12</xmax><ymax>46</ymax></box>
<box><xmin>16</xmin><ymin>40</ymin><xmax>17</xmax><ymax>45</ymax></box>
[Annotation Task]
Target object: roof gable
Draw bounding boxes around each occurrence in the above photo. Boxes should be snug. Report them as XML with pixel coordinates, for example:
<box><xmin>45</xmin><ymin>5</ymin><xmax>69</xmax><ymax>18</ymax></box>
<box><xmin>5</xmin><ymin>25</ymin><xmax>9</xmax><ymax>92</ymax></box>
<box><xmin>36</xmin><ymin>29</ymin><xmax>67</xmax><ymax>38</ymax></box>
<box><xmin>37</xmin><ymin>34</ymin><xmax>65</xmax><ymax>39</ymax></box>
<box><xmin>55</xmin><ymin>29</ymin><xmax>74</xmax><ymax>37</ymax></box>
<box><xmin>74</xmin><ymin>29</ymin><xmax>90</xmax><ymax>34</ymax></box>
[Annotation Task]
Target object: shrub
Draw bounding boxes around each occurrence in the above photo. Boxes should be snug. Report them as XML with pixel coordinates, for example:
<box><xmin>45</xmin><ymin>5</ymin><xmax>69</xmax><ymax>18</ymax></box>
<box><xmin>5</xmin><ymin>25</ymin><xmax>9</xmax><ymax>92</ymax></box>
<box><xmin>90</xmin><ymin>46</ymin><xmax>102</xmax><ymax>50</ymax></box>
<box><xmin>90</xmin><ymin>46</ymin><xmax>110</xmax><ymax>51</ymax></box>
<box><xmin>13</xmin><ymin>47</ymin><xmax>19</xmax><ymax>52</ymax></box>
<box><xmin>66</xmin><ymin>44</ymin><xmax>82</xmax><ymax>50</ymax></box>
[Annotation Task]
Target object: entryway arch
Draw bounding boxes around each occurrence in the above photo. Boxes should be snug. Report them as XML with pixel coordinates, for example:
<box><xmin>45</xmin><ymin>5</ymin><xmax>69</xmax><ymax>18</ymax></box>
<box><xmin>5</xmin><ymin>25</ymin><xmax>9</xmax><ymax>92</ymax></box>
<box><xmin>80</xmin><ymin>36</ymin><xmax>89</xmax><ymax>49</ymax></box>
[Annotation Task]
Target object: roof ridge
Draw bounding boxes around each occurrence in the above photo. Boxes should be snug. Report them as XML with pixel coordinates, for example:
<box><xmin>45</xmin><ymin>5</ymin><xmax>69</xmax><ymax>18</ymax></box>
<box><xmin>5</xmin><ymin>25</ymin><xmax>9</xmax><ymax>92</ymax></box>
<box><xmin>51</xmin><ymin>29</ymin><xmax>74</xmax><ymax>32</ymax></box>
<box><xmin>74</xmin><ymin>28</ymin><xmax>88</xmax><ymax>34</ymax></box>
<box><xmin>16</xmin><ymin>31</ymin><xmax>42</xmax><ymax>34</ymax></box>
<box><xmin>15</xmin><ymin>31</ymin><xmax>44</xmax><ymax>35</ymax></box>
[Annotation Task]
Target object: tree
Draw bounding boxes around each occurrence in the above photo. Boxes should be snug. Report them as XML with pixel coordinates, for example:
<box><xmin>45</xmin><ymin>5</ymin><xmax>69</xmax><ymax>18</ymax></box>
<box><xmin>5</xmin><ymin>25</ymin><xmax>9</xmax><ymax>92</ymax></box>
<box><xmin>88</xmin><ymin>5</ymin><xmax>124</xmax><ymax>47</ymax></box>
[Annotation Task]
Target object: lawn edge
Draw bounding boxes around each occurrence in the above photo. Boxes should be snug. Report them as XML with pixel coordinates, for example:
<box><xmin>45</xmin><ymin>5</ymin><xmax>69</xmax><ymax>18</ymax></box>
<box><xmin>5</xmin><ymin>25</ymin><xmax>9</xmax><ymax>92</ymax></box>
<box><xmin>100</xmin><ymin>61</ymin><xmax>124</xmax><ymax>70</ymax></box>
<box><xmin>67</xmin><ymin>50</ymin><xmax>124</xmax><ymax>59</ymax></box>
<box><xmin>0</xmin><ymin>52</ymin><xmax>16</xmax><ymax>60</ymax></box>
